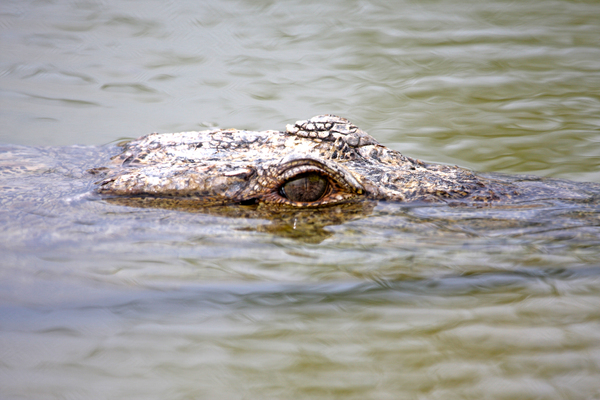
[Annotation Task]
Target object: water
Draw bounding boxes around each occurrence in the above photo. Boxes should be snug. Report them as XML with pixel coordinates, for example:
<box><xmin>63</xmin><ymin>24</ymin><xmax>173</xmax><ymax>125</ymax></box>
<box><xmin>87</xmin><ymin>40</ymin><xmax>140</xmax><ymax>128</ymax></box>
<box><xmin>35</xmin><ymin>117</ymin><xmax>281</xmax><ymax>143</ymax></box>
<box><xmin>1</xmin><ymin>0</ymin><xmax>600</xmax><ymax>399</ymax></box>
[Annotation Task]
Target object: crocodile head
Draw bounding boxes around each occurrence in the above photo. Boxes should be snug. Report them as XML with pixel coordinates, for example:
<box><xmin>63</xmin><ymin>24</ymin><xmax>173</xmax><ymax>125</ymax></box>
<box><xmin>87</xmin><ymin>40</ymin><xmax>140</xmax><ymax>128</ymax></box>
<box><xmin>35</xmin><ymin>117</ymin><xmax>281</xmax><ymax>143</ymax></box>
<box><xmin>95</xmin><ymin>115</ymin><xmax>510</xmax><ymax>207</ymax></box>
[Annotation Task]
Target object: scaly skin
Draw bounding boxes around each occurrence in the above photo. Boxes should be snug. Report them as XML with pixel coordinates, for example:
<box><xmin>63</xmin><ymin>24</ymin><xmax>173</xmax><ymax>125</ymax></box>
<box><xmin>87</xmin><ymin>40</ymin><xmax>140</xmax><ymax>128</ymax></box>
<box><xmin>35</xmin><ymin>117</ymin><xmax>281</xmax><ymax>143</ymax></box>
<box><xmin>95</xmin><ymin>115</ymin><xmax>528</xmax><ymax>207</ymax></box>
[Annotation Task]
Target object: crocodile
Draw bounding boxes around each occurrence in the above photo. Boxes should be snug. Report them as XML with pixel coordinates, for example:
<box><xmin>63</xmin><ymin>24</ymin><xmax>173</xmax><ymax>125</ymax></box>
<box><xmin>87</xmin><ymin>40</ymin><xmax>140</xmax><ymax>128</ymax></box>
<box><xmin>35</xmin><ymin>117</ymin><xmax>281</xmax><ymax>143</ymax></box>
<box><xmin>94</xmin><ymin>115</ymin><xmax>597</xmax><ymax>209</ymax></box>
<box><xmin>0</xmin><ymin>115</ymin><xmax>598</xmax><ymax>245</ymax></box>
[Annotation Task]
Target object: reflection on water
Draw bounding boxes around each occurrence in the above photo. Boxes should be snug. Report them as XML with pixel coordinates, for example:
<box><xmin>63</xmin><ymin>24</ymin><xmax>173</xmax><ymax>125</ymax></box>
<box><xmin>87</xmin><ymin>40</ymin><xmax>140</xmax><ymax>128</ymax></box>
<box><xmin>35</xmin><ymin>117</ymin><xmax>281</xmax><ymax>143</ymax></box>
<box><xmin>1</xmin><ymin>0</ymin><xmax>600</xmax><ymax>398</ymax></box>
<box><xmin>103</xmin><ymin>197</ymin><xmax>379</xmax><ymax>244</ymax></box>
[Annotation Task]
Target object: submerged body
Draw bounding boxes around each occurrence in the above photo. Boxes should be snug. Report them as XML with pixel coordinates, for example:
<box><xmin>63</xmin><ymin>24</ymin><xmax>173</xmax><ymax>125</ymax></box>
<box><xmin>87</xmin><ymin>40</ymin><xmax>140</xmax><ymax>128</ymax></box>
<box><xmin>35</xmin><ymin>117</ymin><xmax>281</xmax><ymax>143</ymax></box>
<box><xmin>95</xmin><ymin>115</ymin><xmax>596</xmax><ymax>208</ymax></box>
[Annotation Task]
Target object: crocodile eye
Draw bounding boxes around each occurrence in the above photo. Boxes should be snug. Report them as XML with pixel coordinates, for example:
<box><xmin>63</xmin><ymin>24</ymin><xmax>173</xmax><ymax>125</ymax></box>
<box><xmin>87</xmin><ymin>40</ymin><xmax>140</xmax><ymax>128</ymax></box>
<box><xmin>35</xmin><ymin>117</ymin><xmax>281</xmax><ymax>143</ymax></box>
<box><xmin>280</xmin><ymin>173</ymin><xmax>328</xmax><ymax>203</ymax></box>
<box><xmin>263</xmin><ymin>158</ymin><xmax>366</xmax><ymax>207</ymax></box>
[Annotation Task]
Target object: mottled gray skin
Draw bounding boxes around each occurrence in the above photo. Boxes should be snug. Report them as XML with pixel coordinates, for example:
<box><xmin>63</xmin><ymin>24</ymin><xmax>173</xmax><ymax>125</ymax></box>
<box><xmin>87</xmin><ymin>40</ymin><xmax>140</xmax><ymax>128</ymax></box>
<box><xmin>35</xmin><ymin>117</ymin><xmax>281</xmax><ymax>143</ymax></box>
<box><xmin>96</xmin><ymin>114</ymin><xmax>600</xmax><ymax>210</ymax></box>
<box><xmin>96</xmin><ymin>115</ymin><xmax>524</xmax><ymax>208</ymax></box>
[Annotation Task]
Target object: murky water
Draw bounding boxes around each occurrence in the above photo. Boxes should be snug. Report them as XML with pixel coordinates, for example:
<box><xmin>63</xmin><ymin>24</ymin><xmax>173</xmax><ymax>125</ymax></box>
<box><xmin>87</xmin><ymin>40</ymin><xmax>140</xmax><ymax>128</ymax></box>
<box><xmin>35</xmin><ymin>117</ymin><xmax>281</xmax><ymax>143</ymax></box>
<box><xmin>1</xmin><ymin>0</ymin><xmax>600</xmax><ymax>399</ymax></box>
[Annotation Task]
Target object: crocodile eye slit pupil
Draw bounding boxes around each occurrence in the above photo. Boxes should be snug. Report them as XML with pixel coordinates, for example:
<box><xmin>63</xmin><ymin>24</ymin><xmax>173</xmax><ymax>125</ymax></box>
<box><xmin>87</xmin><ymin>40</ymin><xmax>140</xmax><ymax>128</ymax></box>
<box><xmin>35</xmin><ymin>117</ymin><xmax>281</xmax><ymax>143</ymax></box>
<box><xmin>280</xmin><ymin>173</ymin><xmax>328</xmax><ymax>203</ymax></box>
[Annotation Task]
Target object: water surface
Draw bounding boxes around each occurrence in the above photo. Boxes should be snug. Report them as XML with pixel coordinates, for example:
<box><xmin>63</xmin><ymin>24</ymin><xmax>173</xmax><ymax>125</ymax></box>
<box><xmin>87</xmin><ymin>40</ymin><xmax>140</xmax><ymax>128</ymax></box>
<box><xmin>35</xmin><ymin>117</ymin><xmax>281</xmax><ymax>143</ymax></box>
<box><xmin>1</xmin><ymin>0</ymin><xmax>600</xmax><ymax>399</ymax></box>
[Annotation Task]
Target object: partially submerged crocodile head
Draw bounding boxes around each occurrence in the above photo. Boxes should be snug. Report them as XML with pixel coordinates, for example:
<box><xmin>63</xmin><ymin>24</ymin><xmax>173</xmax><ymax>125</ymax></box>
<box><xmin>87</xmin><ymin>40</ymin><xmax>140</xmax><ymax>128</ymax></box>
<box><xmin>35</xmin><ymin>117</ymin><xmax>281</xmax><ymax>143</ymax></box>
<box><xmin>95</xmin><ymin>115</ymin><xmax>515</xmax><ymax>208</ymax></box>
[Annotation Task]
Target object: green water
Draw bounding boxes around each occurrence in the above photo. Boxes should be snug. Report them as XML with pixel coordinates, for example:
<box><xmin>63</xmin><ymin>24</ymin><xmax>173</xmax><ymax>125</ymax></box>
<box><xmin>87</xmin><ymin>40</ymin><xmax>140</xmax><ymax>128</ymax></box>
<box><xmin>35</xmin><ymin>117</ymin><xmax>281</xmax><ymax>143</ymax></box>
<box><xmin>1</xmin><ymin>0</ymin><xmax>600</xmax><ymax>399</ymax></box>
